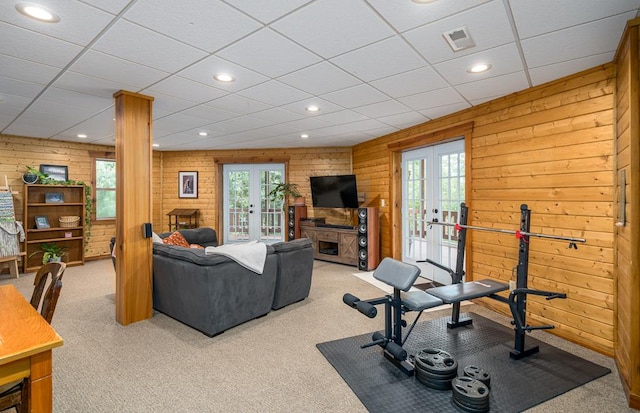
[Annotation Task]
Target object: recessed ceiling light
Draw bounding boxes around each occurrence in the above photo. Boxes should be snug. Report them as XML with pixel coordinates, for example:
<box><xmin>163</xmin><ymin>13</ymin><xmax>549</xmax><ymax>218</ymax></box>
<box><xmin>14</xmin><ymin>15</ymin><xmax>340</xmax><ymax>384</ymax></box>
<box><xmin>213</xmin><ymin>73</ymin><xmax>234</xmax><ymax>83</ymax></box>
<box><xmin>198</xmin><ymin>131</ymin><xmax>208</xmax><ymax>136</ymax></box>
<box><xmin>468</xmin><ymin>63</ymin><xmax>491</xmax><ymax>73</ymax></box>
<box><xmin>300</xmin><ymin>134</ymin><xmax>309</xmax><ymax>139</ymax></box>
<box><xmin>77</xmin><ymin>134</ymin><xmax>87</xmax><ymax>138</ymax></box>
<box><xmin>305</xmin><ymin>105</ymin><xmax>320</xmax><ymax>113</ymax></box>
<box><xmin>152</xmin><ymin>143</ymin><xmax>160</xmax><ymax>148</ymax></box>
<box><xmin>16</xmin><ymin>3</ymin><xmax>60</xmax><ymax>23</ymax></box>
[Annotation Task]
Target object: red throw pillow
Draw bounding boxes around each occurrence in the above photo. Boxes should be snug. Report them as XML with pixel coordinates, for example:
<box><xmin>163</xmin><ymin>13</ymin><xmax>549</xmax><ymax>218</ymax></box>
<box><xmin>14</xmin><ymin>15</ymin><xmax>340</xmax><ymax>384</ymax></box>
<box><xmin>163</xmin><ymin>231</ymin><xmax>190</xmax><ymax>248</ymax></box>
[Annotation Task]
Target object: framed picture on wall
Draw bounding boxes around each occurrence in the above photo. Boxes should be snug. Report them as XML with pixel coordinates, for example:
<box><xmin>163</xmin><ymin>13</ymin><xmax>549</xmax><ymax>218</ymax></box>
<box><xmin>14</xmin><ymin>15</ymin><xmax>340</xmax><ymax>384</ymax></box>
<box><xmin>40</xmin><ymin>164</ymin><xmax>68</xmax><ymax>182</ymax></box>
<box><xmin>179</xmin><ymin>171</ymin><xmax>198</xmax><ymax>198</ymax></box>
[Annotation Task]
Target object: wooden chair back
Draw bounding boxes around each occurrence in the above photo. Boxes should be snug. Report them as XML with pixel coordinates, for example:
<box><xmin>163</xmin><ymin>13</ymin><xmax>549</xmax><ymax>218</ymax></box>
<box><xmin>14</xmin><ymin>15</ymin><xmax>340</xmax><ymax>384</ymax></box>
<box><xmin>30</xmin><ymin>262</ymin><xmax>65</xmax><ymax>311</ymax></box>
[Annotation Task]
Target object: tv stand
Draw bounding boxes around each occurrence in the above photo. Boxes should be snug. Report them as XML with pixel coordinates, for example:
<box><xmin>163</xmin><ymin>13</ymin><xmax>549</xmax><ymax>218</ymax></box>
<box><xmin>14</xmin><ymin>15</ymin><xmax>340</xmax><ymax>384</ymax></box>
<box><xmin>299</xmin><ymin>222</ymin><xmax>358</xmax><ymax>266</ymax></box>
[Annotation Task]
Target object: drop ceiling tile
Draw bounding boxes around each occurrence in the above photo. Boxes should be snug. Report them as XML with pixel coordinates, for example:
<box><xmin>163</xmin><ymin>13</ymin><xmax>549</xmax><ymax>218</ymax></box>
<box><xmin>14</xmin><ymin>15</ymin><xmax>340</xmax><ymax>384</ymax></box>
<box><xmin>367</xmin><ymin>0</ymin><xmax>492</xmax><ymax>33</ymax></box>
<box><xmin>398</xmin><ymin>87</ymin><xmax>465</xmax><ymax>111</ymax></box>
<box><xmin>53</xmin><ymin>107</ymin><xmax>115</xmax><ymax>141</ymax></box>
<box><xmin>93</xmin><ymin>20</ymin><xmax>207</xmax><ymax>72</ymax></box>
<box><xmin>79</xmin><ymin>0</ymin><xmax>131</xmax><ymax>14</ymax></box>
<box><xmin>272</xmin><ymin>0</ymin><xmax>394</xmax><ymax>59</ymax></box>
<box><xmin>0</xmin><ymin>54</ymin><xmax>59</xmax><ymax>85</ymax></box>
<box><xmin>404</xmin><ymin>0</ymin><xmax>514</xmax><ymax>64</ymax></box>
<box><xmin>0</xmin><ymin>92</ymin><xmax>32</xmax><ymax>111</ymax></box>
<box><xmin>529</xmin><ymin>52</ymin><xmax>613</xmax><ymax>86</ymax></box>
<box><xmin>0</xmin><ymin>22</ymin><xmax>82</xmax><ymax>68</ymax></box>
<box><xmin>178</xmin><ymin>105</ymin><xmax>240</xmax><ymax>123</ymax></box>
<box><xmin>510</xmin><ymin>0</ymin><xmax>640</xmax><ymax>39</ymax></box>
<box><xmin>0</xmin><ymin>77</ymin><xmax>45</xmax><ymax>99</ymax></box>
<box><xmin>206</xmin><ymin>115</ymin><xmax>272</xmax><ymax>134</ymax></box>
<box><xmin>370</xmin><ymin>66</ymin><xmax>448</xmax><ymax>98</ymax></box>
<box><xmin>70</xmin><ymin>50</ymin><xmax>170</xmax><ymax>89</ymax></box>
<box><xmin>143</xmin><ymin>76</ymin><xmax>228</xmax><ymax>103</ymax></box>
<box><xmin>433</xmin><ymin>43</ymin><xmax>524</xmax><ymax>86</ymax></box>
<box><xmin>237</xmin><ymin>80</ymin><xmax>312</xmax><ymax>106</ymax></box>
<box><xmin>330</xmin><ymin>36</ymin><xmax>426</xmax><ymax>82</ymax></box>
<box><xmin>280</xmin><ymin>97</ymin><xmax>344</xmax><ymax>115</ymax></box>
<box><xmin>0</xmin><ymin>1</ymin><xmax>115</xmax><ymax>45</ymax></box>
<box><xmin>225</xmin><ymin>0</ymin><xmax>313</xmax><ymax>24</ymax></box>
<box><xmin>205</xmin><ymin>94</ymin><xmax>271</xmax><ymax>115</ymax></box>
<box><xmin>39</xmin><ymin>87</ymin><xmax>113</xmax><ymax>113</ymax></box>
<box><xmin>178</xmin><ymin>55</ymin><xmax>270</xmax><ymax>93</ymax></box>
<box><xmin>455</xmin><ymin>71</ymin><xmax>529</xmax><ymax>101</ymax></box>
<box><xmin>344</xmin><ymin>118</ymin><xmax>392</xmax><ymax>133</ymax></box>
<box><xmin>150</xmin><ymin>93</ymin><xmax>201</xmax><ymax>115</ymax></box>
<box><xmin>218</xmin><ymin>28</ymin><xmax>321</xmax><ymax>78</ymax></box>
<box><xmin>251</xmin><ymin>108</ymin><xmax>305</xmax><ymax>123</ymax></box>
<box><xmin>352</xmin><ymin>99</ymin><xmax>412</xmax><ymax>118</ymax></box>
<box><xmin>312</xmin><ymin>110</ymin><xmax>369</xmax><ymax>126</ymax></box>
<box><xmin>419</xmin><ymin>102</ymin><xmax>471</xmax><ymax>120</ymax></box>
<box><xmin>277</xmin><ymin>62</ymin><xmax>361</xmax><ymax>95</ymax></box>
<box><xmin>124</xmin><ymin>0</ymin><xmax>262</xmax><ymax>53</ymax></box>
<box><xmin>378</xmin><ymin>111</ymin><xmax>429</xmax><ymax>129</ymax></box>
<box><xmin>153</xmin><ymin>113</ymin><xmax>213</xmax><ymax>136</ymax></box>
<box><xmin>321</xmin><ymin>84</ymin><xmax>388</xmax><ymax>108</ymax></box>
<box><xmin>522</xmin><ymin>13</ymin><xmax>636</xmax><ymax>68</ymax></box>
<box><xmin>282</xmin><ymin>117</ymin><xmax>332</xmax><ymax>132</ymax></box>
<box><xmin>54</xmin><ymin>72</ymin><xmax>140</xmax><ymax>99</ymax></box>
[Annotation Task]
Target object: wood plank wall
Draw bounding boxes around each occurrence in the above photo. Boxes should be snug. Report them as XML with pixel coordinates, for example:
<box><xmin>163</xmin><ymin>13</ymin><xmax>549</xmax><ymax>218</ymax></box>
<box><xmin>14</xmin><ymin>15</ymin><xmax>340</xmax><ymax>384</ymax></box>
<box><xmin>154</xmin><ymin>147</ymin><xmax>353</xmax><ymax>233</ymax></box>
<box><xmin>352</xmin><ymin>64</ymin><xmax>617</xmax><ymax>355</ymax></box>
<box><xmin>0</xmin><ymin>134</ymin><xmax>116</xmax><ymax>262</ymax></box>
<box><xmin>614</xmin><ymin>18</ymin><xmax>640</xmax><ymax>409</ymax></box>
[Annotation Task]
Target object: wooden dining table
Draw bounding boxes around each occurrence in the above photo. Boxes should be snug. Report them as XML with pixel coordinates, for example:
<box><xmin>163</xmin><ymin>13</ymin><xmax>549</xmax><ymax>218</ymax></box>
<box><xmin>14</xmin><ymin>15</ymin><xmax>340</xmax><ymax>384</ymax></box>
<box><xmin>0</xmin><ymin>284</ymin><xmax>64</xmax><ymax>412</ymax></box>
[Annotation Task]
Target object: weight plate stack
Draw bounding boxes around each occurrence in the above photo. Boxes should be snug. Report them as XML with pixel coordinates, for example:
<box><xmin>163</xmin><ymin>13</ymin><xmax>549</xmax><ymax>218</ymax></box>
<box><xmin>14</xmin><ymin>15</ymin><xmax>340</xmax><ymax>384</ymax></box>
<box><xmin>414</xmin><ymin>348</ymin><xmax>458</xmax><ymax>390</ymax></box>
<box><xmin>463</xmin><ymin>365</ymin><xmax>491</xmax><ymax>388</ymax></box>
<box><xmin>451</xmin><ymin>377</ymin><xmax>490</xmax><ymax>413</ymax></box>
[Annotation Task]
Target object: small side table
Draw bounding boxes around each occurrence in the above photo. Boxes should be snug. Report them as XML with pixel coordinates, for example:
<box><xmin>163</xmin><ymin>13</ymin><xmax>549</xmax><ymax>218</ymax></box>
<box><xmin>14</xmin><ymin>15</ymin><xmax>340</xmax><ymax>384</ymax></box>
<box><xmin>167</xmin><ymin>209</ymin><xmax>199</xmax><ymax>231</ymax></box>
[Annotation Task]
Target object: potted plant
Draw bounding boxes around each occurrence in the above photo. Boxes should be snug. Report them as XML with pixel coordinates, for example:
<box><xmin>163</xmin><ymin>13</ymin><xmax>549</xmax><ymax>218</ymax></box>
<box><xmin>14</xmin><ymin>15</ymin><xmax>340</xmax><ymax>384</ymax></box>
<box><xmin>269</xmin><ymin>182</ymin><xmax>305</xmax><ymax>206</ymax></box>
<box><xmin>22</xmin><ymin>165</ymin><xmax>40</xmax><ymax>184</ymax></box>
<box><xmin>29</xmin><ymin>242</ymin><xmax>68</xmax><ymax>265</ymax></box>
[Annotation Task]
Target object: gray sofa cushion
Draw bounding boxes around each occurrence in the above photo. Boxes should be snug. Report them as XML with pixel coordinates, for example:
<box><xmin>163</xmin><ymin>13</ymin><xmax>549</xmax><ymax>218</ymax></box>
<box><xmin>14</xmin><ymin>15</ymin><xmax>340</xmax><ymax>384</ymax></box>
<box><xmin>271</xmin><ymin>238</ymin><xmax>314</xmax><ymax>310</ymax></box>
<box><xmin>153</xmin><ymin>242</ymin><xmax>274</xmax><ymax>267</ymax></box>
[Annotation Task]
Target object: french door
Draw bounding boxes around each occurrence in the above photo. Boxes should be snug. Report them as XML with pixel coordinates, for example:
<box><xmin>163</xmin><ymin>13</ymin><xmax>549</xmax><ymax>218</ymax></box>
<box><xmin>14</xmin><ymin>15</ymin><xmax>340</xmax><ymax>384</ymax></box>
<box><xmin>401</xmin><ymin>140</ymin><xmax>465</xmax><ymax>285</ymax></box>
<box><xmin>223</xmin><ymin>164</ymin><xmax>285</xmax><ymax>244</ymax></box>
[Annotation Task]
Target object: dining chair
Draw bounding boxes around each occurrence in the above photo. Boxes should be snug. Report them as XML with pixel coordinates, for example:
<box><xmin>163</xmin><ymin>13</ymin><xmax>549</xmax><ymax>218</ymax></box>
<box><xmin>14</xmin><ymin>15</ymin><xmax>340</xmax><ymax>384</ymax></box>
<box><xmin>0</xmin><ymin>262</ymin><xmax>66</xmax><ymax>413</ymax></box>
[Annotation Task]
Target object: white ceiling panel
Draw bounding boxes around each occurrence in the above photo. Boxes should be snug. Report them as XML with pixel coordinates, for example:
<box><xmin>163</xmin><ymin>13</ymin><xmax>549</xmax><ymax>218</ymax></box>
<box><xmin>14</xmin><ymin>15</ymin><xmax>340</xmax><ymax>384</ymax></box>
<box><xmin>322</xmin><ymin>84</ymin><xmax>388</xmax><ymax>109</ymax></box>
<box><xmin>433</xmin><ymin>43</ymin><xmax>524</xmax><ymax>86</ymax></box>
<box><xmin>511</xmin><ymin>0</ymin><xmax>640</xmax><ymax>39</ymax></box>
<box><xmin>124</xmin><ymin>0</ymin><xmax>262</xmax><ymax>53</ymax></box>
<box><xmin>370</xmin><ymin>66</ymin><xmax>448</xmax><ymax>99</ymax></box>
<box><xmin>272</xmin><ymin>0</ymin><xmax>394</xmax><ymax>59</ymax></box>
<box><xmin>277</xmin><ymin>62</ymin><xmax>360</xmax><ymax>96</ymax></box>
<box><xmin>455</xmin><ymin>71</ymin><xmax>529</xmax><ymax>101</ymax></box>
<box><xmin>522</xmin><ymin>13</ymin><xmax>637</xmax><ymax>68</ymax></box>
<box><xmin>404</xmin><ymin>0</ymin><xmax>514</xmax><ymax>64</ymax></box>
<box><xmin>330</xmin><ymin>36</ymin><xmax>426</xmax><ymax>82</ymax></box>
<box><xmin>0</xmin><ymin>22</ymin><xmax>82</xmax><ymax>68</ymax></box>
<box><xmin>225</xmin><ymin>0</ymin><xmax>313</xmax><ymax>24</ymax></box>
<box><xmin>367</xmin><ymin>0</ymin><xmax>492</xmax><ymax>33</ymax></box>
<box><xmin>92</xmin><ymin>20</ymin><xmax>207</xmax><ymax>72</ymax></box>
<box><xmin>1</xmin><ymin>0</ymin><xmax>637</xmax><ymax>150</ymax></box>
<box><xmin>0</xmin><ymin>0</ymin><xmax>115</xmax><ymax>45</ymax></box>
<box><xmin>218</xmin><ymin>28</ymin><xmax>321</xmax><ymax>78</ymax></box>
<box><xmin>237</xmin><ymin>80</ymin><xmax>312</xmax><ymax>106</ymax></box>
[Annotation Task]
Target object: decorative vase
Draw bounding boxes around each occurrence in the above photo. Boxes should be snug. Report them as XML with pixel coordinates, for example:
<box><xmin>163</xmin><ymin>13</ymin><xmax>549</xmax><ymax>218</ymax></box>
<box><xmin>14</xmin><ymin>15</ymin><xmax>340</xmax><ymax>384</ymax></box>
<box><xmin>22</xmin><ymin>173</ymin><xmax>38</xmax><ymax>184</ymax></box>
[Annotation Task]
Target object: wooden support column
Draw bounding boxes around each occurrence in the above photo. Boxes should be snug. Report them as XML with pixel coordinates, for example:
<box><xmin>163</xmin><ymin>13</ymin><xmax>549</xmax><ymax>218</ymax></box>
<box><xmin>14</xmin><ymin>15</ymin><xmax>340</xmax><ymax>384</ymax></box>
<box><xmin>113</xmin><ymin>90</ymin><xmax>154</xmax><ymax>325</ymax></box>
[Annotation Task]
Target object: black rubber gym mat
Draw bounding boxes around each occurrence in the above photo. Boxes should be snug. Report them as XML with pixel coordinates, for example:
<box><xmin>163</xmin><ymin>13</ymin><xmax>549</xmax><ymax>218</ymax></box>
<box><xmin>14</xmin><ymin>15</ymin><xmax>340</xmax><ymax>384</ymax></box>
<box><xmin>316</xmin><ymin>313</ymin><xmax>610</xmax><ymax>412</ymax></box>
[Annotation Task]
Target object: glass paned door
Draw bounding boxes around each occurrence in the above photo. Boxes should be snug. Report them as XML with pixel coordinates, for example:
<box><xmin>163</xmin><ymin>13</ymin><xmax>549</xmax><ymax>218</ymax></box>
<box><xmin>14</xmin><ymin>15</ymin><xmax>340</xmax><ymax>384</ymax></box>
<box><xmin>223</xmin><ymin>164</ymin><xmax>285</xmax><ymax>244</ymax></box>
<box><xmin>402</xmin><ymin>140</ymin><xmax>465</xmax><ymax>285</ymax></box>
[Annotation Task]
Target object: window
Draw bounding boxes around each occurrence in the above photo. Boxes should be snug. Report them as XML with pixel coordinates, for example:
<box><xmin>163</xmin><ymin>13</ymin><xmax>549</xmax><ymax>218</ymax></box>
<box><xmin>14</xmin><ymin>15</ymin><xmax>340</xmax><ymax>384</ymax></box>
<box><xmin>92</xmin><ymin>154</ymin><xmax>116</xmax><ymax>220</ymax></box>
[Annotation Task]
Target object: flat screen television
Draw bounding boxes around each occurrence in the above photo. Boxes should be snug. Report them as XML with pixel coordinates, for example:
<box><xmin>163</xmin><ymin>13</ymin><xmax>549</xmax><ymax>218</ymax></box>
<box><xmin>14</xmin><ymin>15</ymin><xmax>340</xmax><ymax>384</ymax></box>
<box><xmin>310</xmin><ymin>174</ymin><xmax>359</xmax><ymax>208</ymax></box>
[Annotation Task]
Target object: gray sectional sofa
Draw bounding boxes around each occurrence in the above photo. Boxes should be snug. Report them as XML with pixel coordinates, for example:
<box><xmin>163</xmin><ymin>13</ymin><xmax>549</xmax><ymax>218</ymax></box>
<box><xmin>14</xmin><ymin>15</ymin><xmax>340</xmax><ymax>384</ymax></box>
<box><xmin>152</xmin><ymin>228</ymin><xmax>313</xmax><ymax>336</ymax></box>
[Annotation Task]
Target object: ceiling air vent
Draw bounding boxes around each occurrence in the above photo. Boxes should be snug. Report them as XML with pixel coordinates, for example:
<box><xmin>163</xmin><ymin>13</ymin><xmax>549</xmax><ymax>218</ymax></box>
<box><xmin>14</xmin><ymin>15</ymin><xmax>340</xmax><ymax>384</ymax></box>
<box><xmin>442</xmin><ymin>26</ymin><xmax>475</xmax><ymax>51</ymax></box>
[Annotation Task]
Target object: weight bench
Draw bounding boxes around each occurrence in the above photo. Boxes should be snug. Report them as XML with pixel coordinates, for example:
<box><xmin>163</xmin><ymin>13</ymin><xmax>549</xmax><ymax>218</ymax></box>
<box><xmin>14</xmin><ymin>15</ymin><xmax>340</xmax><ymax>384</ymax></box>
<box><xmin>343</xmin><ymin>257</ymin><xmax>509</xmax><ymax>375</ymax></box>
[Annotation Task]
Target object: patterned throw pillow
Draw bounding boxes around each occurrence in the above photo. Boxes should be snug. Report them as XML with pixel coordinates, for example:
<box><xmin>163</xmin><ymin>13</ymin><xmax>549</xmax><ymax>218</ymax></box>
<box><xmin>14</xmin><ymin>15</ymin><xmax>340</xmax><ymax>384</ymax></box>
<box><xmin>163</xmin><ymin>231</ymin><xmax>190</xmax><ymax>248</ymax></box>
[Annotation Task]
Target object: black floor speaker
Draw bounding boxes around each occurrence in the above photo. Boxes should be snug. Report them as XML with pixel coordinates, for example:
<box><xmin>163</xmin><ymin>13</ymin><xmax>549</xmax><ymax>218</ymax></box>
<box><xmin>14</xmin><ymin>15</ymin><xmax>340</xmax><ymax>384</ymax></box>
<box><xmin>287</xmin><ymin>205</ymin><xmax>307</xmax><ymax>241</ymax></box>
<box><xmin>357</xmin><ymin>207</ymin><xmax>380</xmax><ymax>271</ymax></box>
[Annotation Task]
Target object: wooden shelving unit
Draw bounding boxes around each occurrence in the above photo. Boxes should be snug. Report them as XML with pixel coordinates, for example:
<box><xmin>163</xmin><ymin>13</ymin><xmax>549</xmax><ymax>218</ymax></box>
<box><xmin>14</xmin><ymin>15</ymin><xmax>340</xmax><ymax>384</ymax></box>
<box><xmin>23</xmin><ymin>184</ymin><xmax>85</xmax><ymax>273</ymax></box>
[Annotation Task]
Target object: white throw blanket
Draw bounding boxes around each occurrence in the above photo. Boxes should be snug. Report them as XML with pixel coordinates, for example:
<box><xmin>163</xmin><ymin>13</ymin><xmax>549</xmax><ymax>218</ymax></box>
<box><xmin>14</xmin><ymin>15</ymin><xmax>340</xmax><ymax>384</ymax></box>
<box><xmin>204</xmin><ymin>241</ymin><xmax>267</xmax><ymax>274</ymax></box>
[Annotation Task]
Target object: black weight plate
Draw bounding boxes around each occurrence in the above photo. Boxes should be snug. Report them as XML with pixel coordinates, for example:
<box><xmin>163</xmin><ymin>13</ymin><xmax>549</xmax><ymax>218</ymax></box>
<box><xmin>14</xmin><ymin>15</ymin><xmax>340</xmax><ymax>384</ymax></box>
<box><xmin>463</xmin><ymin>365</ymin><xmax>491</xmax><ymax>388</ymax></box>
<box><xmin>451</xmin><ymin>397</ymin><xmax>490</xmax><ymax>413</ymax></box>
<box><xmin>414</xmin><ymin>348</ymin><xmax>458</xmax><ymax>375</ymax></box>
<box><xmin>452</xmin><ymin>377</ymin><xmax>490</xmax><ymax>405</ymax></box>
<box><xmin>416</xmin><ymin>374</ymin><xmax>453</xmax><ymax>391</ymax></box>
<box><xmin>415</xmin><ymin>367</ymin><xmax>457</xmax><ymax>381</ymax></box>
<box><xmin>452</xmin><ymin>392</ymin><xmax>490</xmax><ymax>410</ymax></box>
